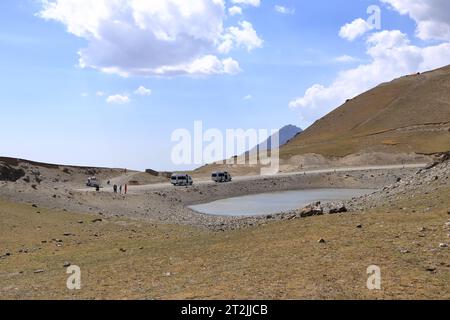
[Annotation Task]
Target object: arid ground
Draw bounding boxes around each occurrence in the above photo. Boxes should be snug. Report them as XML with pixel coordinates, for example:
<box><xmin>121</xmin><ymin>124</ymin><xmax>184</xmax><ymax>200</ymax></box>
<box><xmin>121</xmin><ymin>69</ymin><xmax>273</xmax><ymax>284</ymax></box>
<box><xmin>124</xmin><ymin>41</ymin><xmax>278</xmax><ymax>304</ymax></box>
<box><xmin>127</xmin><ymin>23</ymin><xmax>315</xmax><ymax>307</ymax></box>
<box><xmin>1</xmin><ymin>155</ymin><xmax>449</xmax><ymax>300</ymax></box>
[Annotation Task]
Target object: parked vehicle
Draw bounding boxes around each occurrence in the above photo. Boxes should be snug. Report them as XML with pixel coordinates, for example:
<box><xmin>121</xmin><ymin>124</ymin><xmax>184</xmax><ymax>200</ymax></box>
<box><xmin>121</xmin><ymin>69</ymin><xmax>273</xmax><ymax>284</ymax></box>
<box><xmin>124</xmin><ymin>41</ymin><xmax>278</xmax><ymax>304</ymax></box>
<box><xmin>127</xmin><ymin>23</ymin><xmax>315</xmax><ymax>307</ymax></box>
<box><xmin>86</xmin><ymin>176</ymin><xmax>100</xmax><ymax>188</ymax></box>
<box><xmin>211</xmin><ymin>171</ymin><xmax>232</xmax><ymax>183</ymax></box>
<box><xmin>171</xmin><ymin>174</ymin><xmax>193</xmax><ymax>186</ymax></box>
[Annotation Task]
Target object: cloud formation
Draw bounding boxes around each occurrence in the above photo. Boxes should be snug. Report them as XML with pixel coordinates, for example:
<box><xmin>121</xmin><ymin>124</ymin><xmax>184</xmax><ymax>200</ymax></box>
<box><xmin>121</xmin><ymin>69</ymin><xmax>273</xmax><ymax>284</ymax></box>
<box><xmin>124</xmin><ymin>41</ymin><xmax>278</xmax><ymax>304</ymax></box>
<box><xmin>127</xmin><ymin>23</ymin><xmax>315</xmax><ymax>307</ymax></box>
<box><xmin>228</xmin><ymin>6</ymin><xmax>242</xmax><ymax>16</ymax></box>
<box><xmin>339</xmin><ymin>18</ymin><xmax>372</xmax><ymax>41</ymax></box>
<box><xmin>218</xmin><ymin>21</ymin><xmax>263</xmax><ymax>54</ymax></box>
<box><xmin>38</xmin><ymin>0</ymin><xmax>262</xmax><ymax>77</ymax></box>
<box><xmin>334</xmin><ymin>55</ymin><xmax>360</xmax><ymax>63</ymax></box>
<box><xmin>274</xmin><ymin>5</ymin><xmax>295</xmax><ymax>15</ymax></box>
<box><xmin>134</xmin><ymin>86</ymin><xmax>152</xmax><ymax>96</ymax></box>
<box><xmin>381</xmin><ymin>0</ymin><xmax>450</xmax><ymax>41</ymax></box>
<box><xmin>231</xmin><ymin>0</ymin><xmax>260</xmax><ymax>7</ymax></box>
<box><xmin>106</xmin><ymin>94</ymin><xmax>131</xmax><ymax>104</ymax></box>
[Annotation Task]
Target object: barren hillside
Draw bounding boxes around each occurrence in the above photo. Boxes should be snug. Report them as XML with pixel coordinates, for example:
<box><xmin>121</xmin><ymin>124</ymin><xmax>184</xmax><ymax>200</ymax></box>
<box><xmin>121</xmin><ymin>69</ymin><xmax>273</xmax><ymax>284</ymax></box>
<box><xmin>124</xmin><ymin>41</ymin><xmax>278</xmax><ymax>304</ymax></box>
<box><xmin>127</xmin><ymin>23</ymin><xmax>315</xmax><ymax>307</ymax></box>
<box><xmin>281</xmin><ymin>65</ymin><xmax>450</xmax><ymax>159</ymax></box>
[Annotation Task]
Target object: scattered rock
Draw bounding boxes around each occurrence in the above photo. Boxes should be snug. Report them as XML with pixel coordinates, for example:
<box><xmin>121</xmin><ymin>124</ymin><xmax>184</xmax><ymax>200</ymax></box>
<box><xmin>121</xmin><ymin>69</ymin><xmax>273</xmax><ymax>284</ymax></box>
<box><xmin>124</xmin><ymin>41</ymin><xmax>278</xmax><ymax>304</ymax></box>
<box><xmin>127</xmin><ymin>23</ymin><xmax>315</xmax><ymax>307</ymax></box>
<box><xmin>329</xmin><ymin>205</ymin><xmax>348</xmax><ymax>214</ymax></box>
<box><xmin>425</xmin><ymin>266</ymin><xmax>436</xmax><ymax>272</ymax></box>
<box><xmin>91</xmin><ymin>218</ymin><xmax>103</xmax><ymax>223</ymax></box>
<box><xmin>400</xmin><ymin>249</ymin><xmax>410</xmax><ymax>254</ymax></box>
<box><xmin>300</xmin><ymin>202</ymin><xmax>324</xmax><ymax>218</ymax></box>
<box><xmin>439</xmin><ymin>243</ymin><xmax>448</xmax><ymax>248</ymax></box>
<box><xmin>119</xmin><ymin>248</ymin><xmax>127</xmax><ymax>253</ymax></box>
<box><xmin>63</xmin><ymin>262</ymin><xmax>71</xmax><ymax>268</ymax></box>
<box><xmin>356</xmin><ymin>224</ymin><xmax>363</xmax><ymax>229</ymax></box>
<box><xmin>318</xmin><ymin>238</ymin><xmax>326</xmax><ymax>244</ymax></box>
<box><xmin>63</xmin><ymin>232</ymin><xmax>72</xmax><ymax>237</ymax></box>
<box><xmin>31</xmin><ymin>204</ymin><xmax>38</xmax><ymax>208</ymax></box>
<box><xmin>34</xmin><ymin>269</ymin><xmax>45</xmax><ymax>274</ymax></box>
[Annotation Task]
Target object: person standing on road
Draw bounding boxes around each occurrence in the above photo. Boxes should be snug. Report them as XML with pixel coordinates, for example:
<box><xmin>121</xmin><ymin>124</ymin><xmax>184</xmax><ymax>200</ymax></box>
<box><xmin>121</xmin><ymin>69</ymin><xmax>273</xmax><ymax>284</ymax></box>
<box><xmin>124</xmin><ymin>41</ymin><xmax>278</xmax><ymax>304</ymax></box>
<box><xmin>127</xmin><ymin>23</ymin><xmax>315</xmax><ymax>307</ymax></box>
<box><xmin>124</xmin><ymin>184</ymin><xmax>128</xmax><ymax>195</ymax></box>
<box><xmin>113</xmin><ymin>184</ymin><xmax>117</xmax><ymax>193</ymax></box>
<box><xmin>119</xmin><ymin>185</ymin><xmax>122</xmax><ymax>194</ymax></box>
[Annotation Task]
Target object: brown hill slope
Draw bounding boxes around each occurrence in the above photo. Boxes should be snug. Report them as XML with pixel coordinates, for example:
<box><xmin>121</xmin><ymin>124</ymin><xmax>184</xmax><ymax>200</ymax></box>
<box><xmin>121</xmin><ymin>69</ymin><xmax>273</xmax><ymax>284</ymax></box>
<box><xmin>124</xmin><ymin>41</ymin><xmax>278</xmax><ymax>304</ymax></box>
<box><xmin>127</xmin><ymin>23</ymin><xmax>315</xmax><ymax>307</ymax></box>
<box><xmin>0</xmin><ymin>157</ymin><xmax>168</xmax><ymax>187</ymax></box>
<box><xmin>281</xmin><ymin>65</ymin><xmax>450</xmax><ymax>159</ymax></box>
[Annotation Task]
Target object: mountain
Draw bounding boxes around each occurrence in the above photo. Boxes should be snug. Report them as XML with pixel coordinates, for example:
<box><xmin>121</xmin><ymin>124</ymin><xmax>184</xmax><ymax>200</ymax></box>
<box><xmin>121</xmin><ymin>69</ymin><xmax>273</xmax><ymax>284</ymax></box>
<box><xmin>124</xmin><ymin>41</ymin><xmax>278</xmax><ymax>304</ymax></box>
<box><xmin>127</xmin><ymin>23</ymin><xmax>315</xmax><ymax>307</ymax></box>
<box><xmin>280</xmin><ymin>65</ymin><xmax>450</xmax><ymax>159</ymax></box>
<box><xmin>249</xmin><ymin>125</ymin><xmax>303</xmax><ymax>153</ymax></box>
<box><xmin>194</xmin><ymin>65</ymin><xmax>450</xmax><ymax>176</ymax></box>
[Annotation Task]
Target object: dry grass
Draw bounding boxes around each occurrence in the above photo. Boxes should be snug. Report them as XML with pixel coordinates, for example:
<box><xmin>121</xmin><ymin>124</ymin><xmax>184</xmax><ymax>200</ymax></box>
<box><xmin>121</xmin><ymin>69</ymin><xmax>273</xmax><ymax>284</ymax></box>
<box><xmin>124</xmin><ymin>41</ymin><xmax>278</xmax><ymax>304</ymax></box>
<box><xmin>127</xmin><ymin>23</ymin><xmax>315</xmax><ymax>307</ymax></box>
<box><xmin>1</xmin><ymin>191</ymin><xmax>449</xmax><ymax>300</ymax></box>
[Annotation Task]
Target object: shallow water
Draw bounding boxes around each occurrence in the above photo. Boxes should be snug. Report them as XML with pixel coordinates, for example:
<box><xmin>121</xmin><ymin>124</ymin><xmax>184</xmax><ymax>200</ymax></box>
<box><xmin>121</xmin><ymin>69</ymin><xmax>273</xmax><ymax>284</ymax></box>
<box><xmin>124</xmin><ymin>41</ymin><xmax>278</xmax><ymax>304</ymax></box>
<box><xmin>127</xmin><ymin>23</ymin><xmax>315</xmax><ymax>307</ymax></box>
<box><xmin>189</xmin><ymin>188</ymin><xmax>374</xmax><ymax>217</ymax></box>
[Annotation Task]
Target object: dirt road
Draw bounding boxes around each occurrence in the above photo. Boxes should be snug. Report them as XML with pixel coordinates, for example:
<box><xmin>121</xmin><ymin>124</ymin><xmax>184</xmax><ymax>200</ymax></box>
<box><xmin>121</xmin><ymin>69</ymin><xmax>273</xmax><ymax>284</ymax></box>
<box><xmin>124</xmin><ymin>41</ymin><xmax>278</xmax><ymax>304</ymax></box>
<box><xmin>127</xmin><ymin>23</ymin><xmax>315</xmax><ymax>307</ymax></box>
<box><xmin>77</xmin><ymin>163</ymin><xmax>427</xmax><ymax>193</ymax></box>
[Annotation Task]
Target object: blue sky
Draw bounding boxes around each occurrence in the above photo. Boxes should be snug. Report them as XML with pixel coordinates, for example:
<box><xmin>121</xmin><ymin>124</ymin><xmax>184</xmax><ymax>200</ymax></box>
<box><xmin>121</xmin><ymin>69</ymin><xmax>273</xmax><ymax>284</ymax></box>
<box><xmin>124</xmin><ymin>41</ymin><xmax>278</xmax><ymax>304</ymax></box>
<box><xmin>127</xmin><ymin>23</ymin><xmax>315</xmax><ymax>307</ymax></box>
<box><xmin>1</xmin><ymin>0</ymin><xmax>449</xmax><ymax>171</ymax></box>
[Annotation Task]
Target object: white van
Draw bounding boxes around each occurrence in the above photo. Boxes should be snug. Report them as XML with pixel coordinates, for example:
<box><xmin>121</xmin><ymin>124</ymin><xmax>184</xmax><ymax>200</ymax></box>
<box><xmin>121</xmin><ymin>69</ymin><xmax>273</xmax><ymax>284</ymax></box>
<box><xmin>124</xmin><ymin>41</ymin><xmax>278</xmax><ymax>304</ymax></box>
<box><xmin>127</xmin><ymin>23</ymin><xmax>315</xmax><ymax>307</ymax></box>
<box><xmin>171</xmin><ymin>174</ymin><xmax>193</xmax><ymax>186</ymax></box>
<box><xmin>86</xmin><ymin>177</ymin><xmax>100</xmax><ymax>187</ymax></box>
<box><xmin>211</xmin><ymin>171</ymin><xmax>232</xmax><ymax>183</ymax></box>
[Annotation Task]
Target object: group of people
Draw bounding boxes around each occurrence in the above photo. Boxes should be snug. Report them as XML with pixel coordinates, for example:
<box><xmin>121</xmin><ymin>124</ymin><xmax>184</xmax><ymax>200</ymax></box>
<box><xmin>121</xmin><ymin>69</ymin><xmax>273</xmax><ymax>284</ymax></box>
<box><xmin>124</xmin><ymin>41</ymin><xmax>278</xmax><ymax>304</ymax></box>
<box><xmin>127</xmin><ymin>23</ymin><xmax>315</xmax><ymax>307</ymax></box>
<box><xmin>113</xmin><ymin>183</ymin><xmax>128</xmax><ymax>194</ymax></box>
<box><xmin>106</xmin><ymin>169</ymin><xmax>129</xmax><ymax>194</ymax></box>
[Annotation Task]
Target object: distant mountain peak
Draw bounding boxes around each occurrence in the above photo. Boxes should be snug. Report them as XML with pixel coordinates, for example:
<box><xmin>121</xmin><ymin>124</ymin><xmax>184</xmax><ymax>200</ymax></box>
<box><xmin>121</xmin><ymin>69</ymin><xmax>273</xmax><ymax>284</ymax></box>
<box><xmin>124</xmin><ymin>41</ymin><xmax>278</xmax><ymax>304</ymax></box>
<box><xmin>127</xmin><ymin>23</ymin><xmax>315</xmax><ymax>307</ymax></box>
<box><xmin>249</xmin><ymin>125</ymin><xmax>303</xmax><ymax>153</ymax></box>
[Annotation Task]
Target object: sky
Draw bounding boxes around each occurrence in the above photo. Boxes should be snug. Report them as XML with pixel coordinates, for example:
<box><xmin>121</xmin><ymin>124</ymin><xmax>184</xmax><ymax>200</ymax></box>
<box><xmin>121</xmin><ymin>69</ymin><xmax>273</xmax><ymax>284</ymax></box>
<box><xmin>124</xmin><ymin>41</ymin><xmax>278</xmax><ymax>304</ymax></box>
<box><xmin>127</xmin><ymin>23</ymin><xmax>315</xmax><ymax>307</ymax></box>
<box><xmin>1</xmin><ymin>0</ymin><xmax>450</xmax><ymax>171</ymax></box>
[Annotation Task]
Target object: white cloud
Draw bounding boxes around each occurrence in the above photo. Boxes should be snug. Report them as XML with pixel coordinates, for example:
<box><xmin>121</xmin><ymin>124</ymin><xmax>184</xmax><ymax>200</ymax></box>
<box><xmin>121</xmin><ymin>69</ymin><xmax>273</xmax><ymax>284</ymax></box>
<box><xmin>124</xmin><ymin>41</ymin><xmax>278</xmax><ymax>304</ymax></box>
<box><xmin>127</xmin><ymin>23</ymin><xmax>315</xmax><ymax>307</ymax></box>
<box><xmin>274</xmin><ymin>5</ymin><xmax>295</xmax><ymax>15</ymax></box>
<box><xmin>381</xmin><ymin>0</ymin><xmax>450</xmax><ymax>41</ymax></box>
<box><xmin>231</xmin><ymin>0</ymin><xmax>260</xmax><ymax>7</ymax></box>
<box><xmin>38</xmin><ymin>0</ymin><xmax>260</xmax><ymax>77</ymax></box>
<box><xmin>289</xmin><ymin>29</ymin><xmax>450</xmax><ymax>125</ymax></box>
<box><xmin>218</xmin><ymin>21</ymin><xmax>263</xmax><ymax>54</ymax></box>
<box><xmin>334</xmin><ymin>55</ymin><xmax>360</xmax><ymax>63</ymax></box>
<box><xmin>96</xmin><ymin>91</ymin><xmax>105</xmax><ymax>97</ymax></box>
<box><xmin>106</xmin><ymin>94</ymin><xmax>130</xmax><ymax>105</ymax></box>
<box><xmin>222</xmin><ymin>57</ymin><xmax>242</xmax><ymax>75</ymax></box>
<box><xmin>134</xmin><ymin>86</ymin><xmax>152</xmax><ymax>96</ymax></box>
<box><xmin>149</xmin><ymin>55</ymin><xmax>241</xmax><ymax>76</ymax></box>
<box><xmin>339</xmin><ymin>18</ymin><xmax>372</xmax><ymax>41</ymax></box>
<box><xmin>81</xmin><ymin>92</ymin><xmax>88</xmax><ymax>97</ymax></box>
<box><xmin>243</xmin><ymin>94</ymin><xmax>252</xmax><ymax>100</ymax></box>
<box><xmin>228</xmin><ymin>6</ymin><xmax>242</xmax><ymax>16</ymax></box>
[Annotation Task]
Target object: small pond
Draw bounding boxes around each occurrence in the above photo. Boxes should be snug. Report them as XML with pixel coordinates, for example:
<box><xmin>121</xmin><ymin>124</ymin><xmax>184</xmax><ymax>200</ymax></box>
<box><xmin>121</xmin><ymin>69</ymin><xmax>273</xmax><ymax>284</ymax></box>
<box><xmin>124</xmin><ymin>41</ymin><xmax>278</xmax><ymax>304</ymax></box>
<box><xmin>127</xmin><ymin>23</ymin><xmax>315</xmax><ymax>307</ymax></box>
<box><xmin>189</xmin><ymin>188</ymin><xmax>374</xmax><ymax>217</ymax></box>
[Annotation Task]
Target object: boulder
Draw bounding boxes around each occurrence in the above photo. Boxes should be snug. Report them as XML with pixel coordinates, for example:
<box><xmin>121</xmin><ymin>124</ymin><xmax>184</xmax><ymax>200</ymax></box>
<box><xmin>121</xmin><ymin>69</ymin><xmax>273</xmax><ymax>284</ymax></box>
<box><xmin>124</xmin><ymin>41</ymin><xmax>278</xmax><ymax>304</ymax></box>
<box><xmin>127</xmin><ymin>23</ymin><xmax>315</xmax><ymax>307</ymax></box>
<box><xmin>299</xmin><ymin>202</ymin><xmax>323</xmax><ymax>218</ymax></box>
